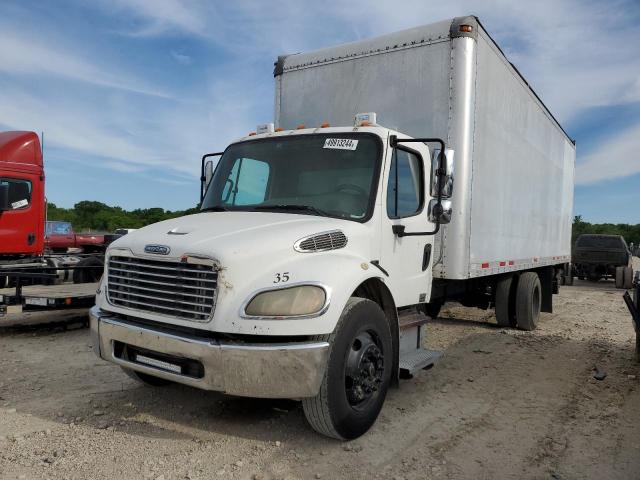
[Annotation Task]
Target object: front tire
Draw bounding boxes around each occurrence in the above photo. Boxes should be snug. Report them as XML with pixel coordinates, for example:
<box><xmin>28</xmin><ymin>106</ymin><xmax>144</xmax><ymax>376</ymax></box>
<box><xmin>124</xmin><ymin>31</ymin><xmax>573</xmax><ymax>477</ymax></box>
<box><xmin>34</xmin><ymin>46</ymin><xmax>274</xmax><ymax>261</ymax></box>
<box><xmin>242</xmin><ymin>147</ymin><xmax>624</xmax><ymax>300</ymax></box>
<box><xmin>302</xmin><ymin>298</ymin><xmax>392</xmax><ymax>440</ymax></box>
<box><xmin>515</xmin><ymin>272</ymin><xmax>541</xmax><ymax>331</ymax></box>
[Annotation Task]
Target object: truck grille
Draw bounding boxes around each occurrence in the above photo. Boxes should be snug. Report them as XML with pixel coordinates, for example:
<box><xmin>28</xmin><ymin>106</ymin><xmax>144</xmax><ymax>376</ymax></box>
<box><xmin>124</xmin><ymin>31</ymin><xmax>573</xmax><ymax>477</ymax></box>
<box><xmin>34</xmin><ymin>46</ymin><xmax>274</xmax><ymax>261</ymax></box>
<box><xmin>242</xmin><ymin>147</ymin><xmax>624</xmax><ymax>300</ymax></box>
<box><xmin>107</xmin><ymin>256</ymin><xmax>217</xmax><ymax>322</ymax></box>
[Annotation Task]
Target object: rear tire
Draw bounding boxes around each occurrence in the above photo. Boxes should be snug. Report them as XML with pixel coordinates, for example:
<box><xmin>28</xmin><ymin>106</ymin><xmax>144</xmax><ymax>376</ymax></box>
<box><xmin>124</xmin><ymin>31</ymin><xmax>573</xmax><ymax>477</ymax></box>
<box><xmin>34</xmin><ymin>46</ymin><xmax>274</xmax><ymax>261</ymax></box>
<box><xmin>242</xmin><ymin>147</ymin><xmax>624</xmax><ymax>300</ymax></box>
<box><xmin>623</xmin><ymin>267</ymin><xmax>634</xmax><ymax>290</ymax></box>
<box><xmin>615</xmin><ymin>266</ymin><xmax>625</xmax><ymax>289</ymax></box>
<box><xmin>495</xmin><ymin>275</ymin><xmax>517</xmax><ymax>327</ymax></box>
<box><xmin>302</xmin><ymin>298</ymin><xmax>392</xmax><ymax>440</ymax></box>
<box><xmin>121</xmin><ymin>367</ymin><xmax>172</xmax><ymax>386</ymax></box>
<box><xmin>515</xmin><ymin>272</ymin><xmax>541</xmax><ymax>331</ymax></box>
<box><xmin>73</xmin><ymin>256</ymin><xmax>104</xmax><ymax>284</ymax></box>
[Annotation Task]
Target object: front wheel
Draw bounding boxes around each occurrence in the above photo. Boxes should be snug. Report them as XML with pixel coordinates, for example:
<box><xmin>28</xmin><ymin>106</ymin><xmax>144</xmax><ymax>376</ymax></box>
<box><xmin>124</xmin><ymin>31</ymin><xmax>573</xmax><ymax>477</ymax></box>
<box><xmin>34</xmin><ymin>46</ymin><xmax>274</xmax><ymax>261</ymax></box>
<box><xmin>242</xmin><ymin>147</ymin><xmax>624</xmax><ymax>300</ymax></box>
<box><xmin>302</xmin><ymin>298</ymin><xmax>393</xmax><ymax>440</ymax></box>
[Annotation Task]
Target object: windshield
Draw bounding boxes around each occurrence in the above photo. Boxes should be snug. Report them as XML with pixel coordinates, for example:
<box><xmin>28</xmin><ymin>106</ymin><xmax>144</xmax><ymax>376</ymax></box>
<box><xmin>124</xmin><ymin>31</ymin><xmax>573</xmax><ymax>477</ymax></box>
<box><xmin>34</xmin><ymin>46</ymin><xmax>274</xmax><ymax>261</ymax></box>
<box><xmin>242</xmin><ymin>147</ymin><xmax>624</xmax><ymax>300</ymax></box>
<box><xmin>201</xmin><ymin>133</ymin><xmax>382</xmax><ymax>221</ymax></box>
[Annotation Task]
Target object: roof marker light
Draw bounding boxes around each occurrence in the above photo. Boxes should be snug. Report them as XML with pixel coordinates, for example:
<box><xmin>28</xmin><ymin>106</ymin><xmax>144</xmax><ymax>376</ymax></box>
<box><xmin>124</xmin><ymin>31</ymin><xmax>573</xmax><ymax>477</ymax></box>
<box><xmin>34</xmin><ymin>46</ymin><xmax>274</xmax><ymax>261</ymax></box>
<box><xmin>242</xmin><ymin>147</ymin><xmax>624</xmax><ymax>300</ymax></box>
<box><xmin>296</xmin><ymin>124</ymin><xmax>306</xmax><ymax>129</ymax></box>
<box><xmin>256</xmin><ymin>123</ymin><xmax>275</xmax><ymax>134</ymax></box>
<box><xmin>320</xmin><ymin>122</ymin><xmax>330</xmax><ymax>128</ymax></box>
<box><xmin>354</xmin><ymin>112</ymin><xmax>377</xmax><ymax>127</ymax></box>
<box><xmin>248</xmin><ymin>132</ymin><xmax>256</xmax><ymax>136</ymax></box>
<box><xmin>275</xmin><ymin>127</ymin><xmax>284</xmax><ymax>132</ymax></box>
<box><xmin>459</xmin><ymin>24</ymin><xmax>473</xmax><ymax>33</ymax></box>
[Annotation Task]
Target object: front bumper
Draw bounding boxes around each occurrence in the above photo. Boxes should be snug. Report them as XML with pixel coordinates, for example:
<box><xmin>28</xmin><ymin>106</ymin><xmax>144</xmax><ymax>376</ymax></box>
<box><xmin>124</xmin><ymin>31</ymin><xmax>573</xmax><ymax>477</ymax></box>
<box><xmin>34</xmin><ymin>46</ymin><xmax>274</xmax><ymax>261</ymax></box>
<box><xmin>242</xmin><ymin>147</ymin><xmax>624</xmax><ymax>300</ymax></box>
<box><xmin>89</xmin><ymin>306</ymin><xmax>329</xmax><ymax>398</ymax></box>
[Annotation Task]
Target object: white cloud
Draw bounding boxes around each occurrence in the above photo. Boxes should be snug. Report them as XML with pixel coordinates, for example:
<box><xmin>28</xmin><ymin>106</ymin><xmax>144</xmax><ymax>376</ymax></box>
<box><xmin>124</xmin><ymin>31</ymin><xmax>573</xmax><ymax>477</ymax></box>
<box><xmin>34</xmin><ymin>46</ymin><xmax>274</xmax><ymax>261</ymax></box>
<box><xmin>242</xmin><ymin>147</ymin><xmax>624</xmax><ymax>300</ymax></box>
<box><xmin>104</xmin><ymin>0</ymin><xmax>209</xmax><ymax>37</ymax></box>
<box><xmin>170</xmin><ymin>50</ymin><xmax>193</xmax><ymax>65</ymax></box>
<box><xmin>575</xmin><ymin>122</ymin><xmax>640</xmax><ymax>185</ymax></box>
<box><xmin>0</xmin><ymin>28</ymin><xmax>169</xmax><ymax>98</ymax></box>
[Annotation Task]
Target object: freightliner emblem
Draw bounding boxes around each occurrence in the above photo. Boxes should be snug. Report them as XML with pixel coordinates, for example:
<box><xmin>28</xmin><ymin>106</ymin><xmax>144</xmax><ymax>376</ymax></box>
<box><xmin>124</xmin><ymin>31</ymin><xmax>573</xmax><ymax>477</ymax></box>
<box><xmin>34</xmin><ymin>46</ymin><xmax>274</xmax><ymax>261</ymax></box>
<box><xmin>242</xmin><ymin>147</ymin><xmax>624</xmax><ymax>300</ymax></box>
<box><xmin>144</xmin><ymin>244</ymin><xmax>171</xmax><ymax>255</ymax></box>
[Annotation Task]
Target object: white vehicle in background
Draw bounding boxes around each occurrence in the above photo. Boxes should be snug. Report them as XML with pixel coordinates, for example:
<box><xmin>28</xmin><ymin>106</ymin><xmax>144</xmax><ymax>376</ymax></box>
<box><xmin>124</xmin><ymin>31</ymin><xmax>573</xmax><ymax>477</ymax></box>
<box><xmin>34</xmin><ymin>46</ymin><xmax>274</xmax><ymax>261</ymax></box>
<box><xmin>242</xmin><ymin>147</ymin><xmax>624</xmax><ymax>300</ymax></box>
<box><xmin>90</xmin><ymin>16</ymin><xmax>575</xmax><ymax>439</ymax></box>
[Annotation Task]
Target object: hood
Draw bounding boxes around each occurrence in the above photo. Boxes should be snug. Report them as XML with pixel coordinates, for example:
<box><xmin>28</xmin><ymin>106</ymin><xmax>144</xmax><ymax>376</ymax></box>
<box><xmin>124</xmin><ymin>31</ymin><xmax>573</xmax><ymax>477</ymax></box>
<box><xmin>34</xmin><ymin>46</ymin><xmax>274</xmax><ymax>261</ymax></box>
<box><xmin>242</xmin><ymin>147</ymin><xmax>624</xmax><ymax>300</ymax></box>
<box><xmin>108</xmin><ymin>211</ymin><xmax>369</xmax><ymax>262</ymax></box>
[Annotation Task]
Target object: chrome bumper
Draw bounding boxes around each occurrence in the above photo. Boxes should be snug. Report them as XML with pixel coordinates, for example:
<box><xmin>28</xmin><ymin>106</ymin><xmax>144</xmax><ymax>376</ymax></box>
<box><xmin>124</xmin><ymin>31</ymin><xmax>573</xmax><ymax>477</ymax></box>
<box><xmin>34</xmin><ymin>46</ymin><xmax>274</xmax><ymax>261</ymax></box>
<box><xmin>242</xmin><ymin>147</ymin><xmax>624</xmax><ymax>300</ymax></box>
<box><xmin>89</xmin><ymin>306</ymin><xmax>329</xmax><ymax>398</ymax></box>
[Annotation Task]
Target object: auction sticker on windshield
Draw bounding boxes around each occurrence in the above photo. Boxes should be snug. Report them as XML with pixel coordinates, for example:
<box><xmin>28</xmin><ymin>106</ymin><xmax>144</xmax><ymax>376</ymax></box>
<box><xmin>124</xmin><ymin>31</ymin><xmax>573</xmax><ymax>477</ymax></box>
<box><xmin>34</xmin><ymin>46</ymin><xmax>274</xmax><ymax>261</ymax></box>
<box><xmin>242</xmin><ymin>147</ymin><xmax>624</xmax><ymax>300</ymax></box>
<box><xmin>323</xmin><ymin>138</ymin><xmax>359</xmax><ymax>150</ymax></box>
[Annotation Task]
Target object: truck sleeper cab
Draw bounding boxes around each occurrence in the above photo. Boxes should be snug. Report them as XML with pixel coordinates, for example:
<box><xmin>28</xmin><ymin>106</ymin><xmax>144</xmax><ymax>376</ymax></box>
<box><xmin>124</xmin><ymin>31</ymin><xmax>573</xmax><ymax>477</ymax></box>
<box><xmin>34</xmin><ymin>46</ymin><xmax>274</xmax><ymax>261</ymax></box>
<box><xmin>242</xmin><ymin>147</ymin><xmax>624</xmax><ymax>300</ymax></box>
<box><xmin>91</xmin><ymin>15</ymin><xmax>575</xmax><ymax>440</ymax></box>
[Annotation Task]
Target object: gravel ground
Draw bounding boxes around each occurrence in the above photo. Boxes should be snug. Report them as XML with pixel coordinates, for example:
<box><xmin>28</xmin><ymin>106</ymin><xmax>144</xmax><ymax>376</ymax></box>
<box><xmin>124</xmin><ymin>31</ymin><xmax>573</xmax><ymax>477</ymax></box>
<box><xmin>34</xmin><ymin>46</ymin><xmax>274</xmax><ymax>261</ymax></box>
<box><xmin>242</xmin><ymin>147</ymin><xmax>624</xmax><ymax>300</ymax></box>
<box><xmin>1</xmin><ymin>263</ymin><xmax>639</xmax><ymax>479</ymax></box>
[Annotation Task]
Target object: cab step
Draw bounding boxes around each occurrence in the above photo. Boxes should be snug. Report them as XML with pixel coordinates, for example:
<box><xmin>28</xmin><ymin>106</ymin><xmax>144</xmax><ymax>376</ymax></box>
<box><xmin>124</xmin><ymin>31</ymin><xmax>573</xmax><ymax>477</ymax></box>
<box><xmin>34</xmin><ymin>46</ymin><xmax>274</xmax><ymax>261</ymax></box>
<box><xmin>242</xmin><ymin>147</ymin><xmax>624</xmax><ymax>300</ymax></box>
<box><xmin>399</xmin><ymin>348</ymin><xmax>442</xmax><ymax>375</ymax></box>
<box><xmin>397</xmin><ymin>310</ymin><xmax>442</xmax><ymax>376</ymax></box>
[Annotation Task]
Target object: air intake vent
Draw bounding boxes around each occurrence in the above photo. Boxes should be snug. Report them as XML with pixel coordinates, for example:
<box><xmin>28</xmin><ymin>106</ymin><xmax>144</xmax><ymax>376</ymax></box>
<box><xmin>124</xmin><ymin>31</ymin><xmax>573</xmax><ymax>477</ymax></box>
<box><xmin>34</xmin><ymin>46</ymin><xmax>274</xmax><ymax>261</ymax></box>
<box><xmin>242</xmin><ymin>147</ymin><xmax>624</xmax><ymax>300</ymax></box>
<box><xmin>294</xmin><ymin>230</ymin><xmax>348</xmax><ymax>253</ymax></box>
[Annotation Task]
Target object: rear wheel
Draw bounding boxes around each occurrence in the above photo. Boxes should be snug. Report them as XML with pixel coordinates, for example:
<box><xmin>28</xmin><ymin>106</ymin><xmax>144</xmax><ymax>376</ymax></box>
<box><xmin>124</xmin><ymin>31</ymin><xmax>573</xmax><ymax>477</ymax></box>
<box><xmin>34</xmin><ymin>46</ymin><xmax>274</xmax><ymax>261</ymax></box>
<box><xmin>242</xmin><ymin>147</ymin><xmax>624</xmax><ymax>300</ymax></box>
<box><xmin>302</xmin><ymin>298</ymin><xmax>392</xmax><ymax>440</ymax></box>
<box><xmin>121</xmin><ymin>367</ymin><xmax>172</xmax><ymax>386</ymax></box>
<box><xmin>73</xmin><ymin>256</ymin><xmax>104</xmax><ymax>284</ymax></box>
<box><xmin>615</xmin><ymin>266</ymin><xmax>625</xmax><ymax>289</ymax></box>
<box><xmin>515</xmin><ymin>272</ymin><xmax>541</xmax><ymax>331</ymax></box>
<box><xmin>623</xmin><ymin>266</ymin><xmax>634</xmax><ymax>289</ymax></box>
<box><xmin>495</xmin><ymin>275</ymin><xmax>517</xmax><ymax>327</ymax></box>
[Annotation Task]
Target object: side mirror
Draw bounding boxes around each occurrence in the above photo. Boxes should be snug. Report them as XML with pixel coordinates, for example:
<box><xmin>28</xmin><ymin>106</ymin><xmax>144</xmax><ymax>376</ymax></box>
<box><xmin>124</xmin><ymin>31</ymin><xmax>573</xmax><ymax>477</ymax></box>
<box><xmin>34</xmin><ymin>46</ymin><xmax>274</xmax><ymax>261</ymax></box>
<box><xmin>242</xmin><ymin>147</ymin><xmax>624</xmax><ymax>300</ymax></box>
<box><xmin>200</xmin><ymin>152</ymin><xmax>223</xmax><ymax>203</ymax></box>
<box><xmin>0</xmin><ymin>184</ymin><xmax>9</xmax><ymax>211</ymax></box>
<box><xmin>204</xmin><ymin>160</ymin><xmax>214</xmax><ymax>187</ymax></box>
<box><xmin>200</xmin><ymin>159</ymin><xmax>214</xmax><ymax>201</ymax></box>
<box><xmin>430</xmin><ymin>148</ymin><xmax>455</xmax><ymax>198</ymax></box>
<box><xmin>428</xmin><ymin>198</ymin><xmax>452</xmax><ymax>224</ymax></box>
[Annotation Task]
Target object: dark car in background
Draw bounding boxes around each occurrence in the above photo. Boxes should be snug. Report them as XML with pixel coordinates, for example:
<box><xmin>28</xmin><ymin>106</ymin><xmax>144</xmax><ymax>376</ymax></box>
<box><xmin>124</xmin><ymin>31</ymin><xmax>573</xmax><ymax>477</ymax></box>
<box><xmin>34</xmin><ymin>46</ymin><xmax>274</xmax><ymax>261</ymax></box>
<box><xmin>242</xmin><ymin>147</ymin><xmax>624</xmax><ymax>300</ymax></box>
<box><xmin>572</xmin><ymin>234</ymin><xmax>634</xmax><ymax>288</ymax></box>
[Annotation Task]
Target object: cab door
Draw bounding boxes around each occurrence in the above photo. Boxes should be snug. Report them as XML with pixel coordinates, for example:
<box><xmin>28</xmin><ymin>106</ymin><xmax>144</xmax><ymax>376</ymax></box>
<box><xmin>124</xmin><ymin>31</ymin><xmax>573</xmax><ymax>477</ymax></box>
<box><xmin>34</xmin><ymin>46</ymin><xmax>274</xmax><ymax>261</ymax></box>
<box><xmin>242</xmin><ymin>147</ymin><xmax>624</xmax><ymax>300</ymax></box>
<box><xmin>0</xmin><ymin>175</ymin><xmax>43</xmax><ymax>255</ymax></box>
<box><xmin>378</xmin><ymin>140</ymin><xmax>435</xmax><ymax>307</ymax></box>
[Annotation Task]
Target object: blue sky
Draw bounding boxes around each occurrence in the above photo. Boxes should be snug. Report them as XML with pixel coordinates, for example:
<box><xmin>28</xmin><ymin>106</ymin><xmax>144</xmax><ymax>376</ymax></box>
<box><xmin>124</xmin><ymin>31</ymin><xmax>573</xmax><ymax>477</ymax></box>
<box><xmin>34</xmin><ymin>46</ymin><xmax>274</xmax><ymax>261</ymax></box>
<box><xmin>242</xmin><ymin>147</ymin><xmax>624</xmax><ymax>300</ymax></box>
<box><xmin>1</xmin><ymin>0</ymin><xmax>638</xmax><ymax>223</ymax></box>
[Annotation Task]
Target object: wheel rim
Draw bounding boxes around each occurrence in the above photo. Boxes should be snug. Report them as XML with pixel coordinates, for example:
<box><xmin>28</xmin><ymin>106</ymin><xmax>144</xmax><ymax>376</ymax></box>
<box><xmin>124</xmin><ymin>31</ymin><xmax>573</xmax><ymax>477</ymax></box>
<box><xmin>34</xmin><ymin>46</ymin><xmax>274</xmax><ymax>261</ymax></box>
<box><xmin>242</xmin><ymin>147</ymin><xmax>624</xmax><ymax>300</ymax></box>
<box><xmin>344</xmin><ymin>331</ymin><xmax>385</xmax><ymax>409</ymax></box>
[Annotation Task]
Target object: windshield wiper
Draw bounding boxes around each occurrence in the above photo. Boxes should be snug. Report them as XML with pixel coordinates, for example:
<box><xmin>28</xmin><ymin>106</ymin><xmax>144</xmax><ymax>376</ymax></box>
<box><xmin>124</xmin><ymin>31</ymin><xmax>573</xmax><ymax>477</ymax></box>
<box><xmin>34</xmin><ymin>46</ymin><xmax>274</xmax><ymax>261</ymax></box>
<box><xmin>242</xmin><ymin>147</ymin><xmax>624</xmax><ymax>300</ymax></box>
<box><xmin>200</xmin><ymin>205</ymin><xmax>228</xmax><ymax>212</ymax></box>
<box><xmin>252</xmin><ymin>204</ymin><xmax>329</xmax><ymax>217</ymax></box>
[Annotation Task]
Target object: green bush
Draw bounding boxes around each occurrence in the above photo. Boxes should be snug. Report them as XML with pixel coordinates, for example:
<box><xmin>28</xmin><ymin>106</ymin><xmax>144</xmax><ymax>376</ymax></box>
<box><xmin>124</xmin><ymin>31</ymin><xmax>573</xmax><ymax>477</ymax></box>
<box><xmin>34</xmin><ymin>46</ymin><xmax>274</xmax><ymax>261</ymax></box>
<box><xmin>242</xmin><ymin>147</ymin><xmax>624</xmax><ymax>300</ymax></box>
<box><xmin>47</xmin><ymin>201</ymin><xmax>198</xmax><ymax>233</ymax></box>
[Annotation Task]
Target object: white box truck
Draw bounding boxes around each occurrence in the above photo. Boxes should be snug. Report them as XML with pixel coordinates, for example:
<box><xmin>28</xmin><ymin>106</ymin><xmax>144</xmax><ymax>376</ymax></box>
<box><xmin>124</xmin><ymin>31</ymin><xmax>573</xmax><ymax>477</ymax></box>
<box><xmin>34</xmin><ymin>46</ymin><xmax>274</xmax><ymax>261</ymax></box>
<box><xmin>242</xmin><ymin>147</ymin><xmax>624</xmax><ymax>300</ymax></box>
<box><xmin>90</xmin><ymin>16</ymin><xmax>575</xmax><ymax>439</ymax></box>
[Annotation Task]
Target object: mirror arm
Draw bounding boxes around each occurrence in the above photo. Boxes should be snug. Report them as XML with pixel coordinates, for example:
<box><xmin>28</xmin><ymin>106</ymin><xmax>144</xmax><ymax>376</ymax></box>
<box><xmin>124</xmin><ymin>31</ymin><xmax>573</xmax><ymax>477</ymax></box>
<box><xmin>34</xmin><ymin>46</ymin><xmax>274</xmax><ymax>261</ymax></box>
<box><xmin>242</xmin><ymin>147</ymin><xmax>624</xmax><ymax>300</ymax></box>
<box><xmin>389</xmin><ymin>135</ymin><xmax>446</xmax><ymax>237</ymax></box>
<box><xmin>200</xmin><ymin>152</ymin><xmax>224</xmax><ymax>203</ymax></box>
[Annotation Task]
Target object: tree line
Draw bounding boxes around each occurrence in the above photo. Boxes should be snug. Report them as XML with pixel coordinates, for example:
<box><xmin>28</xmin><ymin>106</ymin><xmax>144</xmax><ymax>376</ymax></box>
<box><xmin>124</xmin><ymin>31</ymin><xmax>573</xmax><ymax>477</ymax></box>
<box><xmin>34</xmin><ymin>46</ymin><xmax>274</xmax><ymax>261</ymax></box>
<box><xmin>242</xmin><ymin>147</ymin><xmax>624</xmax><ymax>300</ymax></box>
<box><xmin>47</xmin><ymin>201</ymin><xmax>198</xmax><ymax>232</ymax></box>
<box><xmin>572</xmin><ymin>215</ymin><xmax>640</xmax><ymax>247</ymax></box>
<box><xmin>48</xmin><ymin>202</ymin><xmax>640</xmax><ymax>247</ymax></box>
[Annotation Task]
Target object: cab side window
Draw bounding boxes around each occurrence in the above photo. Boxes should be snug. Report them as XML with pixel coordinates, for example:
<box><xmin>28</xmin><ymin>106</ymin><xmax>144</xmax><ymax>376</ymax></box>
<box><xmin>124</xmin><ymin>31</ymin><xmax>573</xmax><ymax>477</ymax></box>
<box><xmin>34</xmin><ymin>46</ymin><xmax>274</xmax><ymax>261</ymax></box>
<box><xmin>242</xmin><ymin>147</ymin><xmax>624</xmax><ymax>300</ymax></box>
<box><xmin>0</xmin><ymin>178</ymin><xmax>32</xmax><ymax>210</ymax></box>
<box><xmin>386</xmin><ymin>149</ymin><xmax>423</xmax><ymax>218</ymax></box>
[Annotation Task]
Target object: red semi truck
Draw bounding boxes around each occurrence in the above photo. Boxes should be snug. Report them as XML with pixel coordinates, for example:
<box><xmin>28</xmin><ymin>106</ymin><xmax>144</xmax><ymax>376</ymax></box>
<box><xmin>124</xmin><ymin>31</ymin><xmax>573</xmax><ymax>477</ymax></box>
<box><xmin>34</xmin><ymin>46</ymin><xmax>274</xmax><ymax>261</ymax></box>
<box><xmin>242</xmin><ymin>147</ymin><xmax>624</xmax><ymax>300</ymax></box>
<box><xmin>0</xmin><ymin>131</ymin><xmax>105</xmax><ymax>310</ymax></box>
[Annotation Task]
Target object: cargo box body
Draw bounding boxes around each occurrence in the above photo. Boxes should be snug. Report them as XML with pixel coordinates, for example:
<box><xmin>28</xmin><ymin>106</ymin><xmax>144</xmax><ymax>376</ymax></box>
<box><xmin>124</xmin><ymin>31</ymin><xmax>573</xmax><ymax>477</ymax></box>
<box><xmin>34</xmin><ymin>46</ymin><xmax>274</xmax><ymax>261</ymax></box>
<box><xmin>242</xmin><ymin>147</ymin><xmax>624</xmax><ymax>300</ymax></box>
<box><xmin>275</xmin><ymin>16</ymin><xmax>575</xmax><ymax>280</ymax></box>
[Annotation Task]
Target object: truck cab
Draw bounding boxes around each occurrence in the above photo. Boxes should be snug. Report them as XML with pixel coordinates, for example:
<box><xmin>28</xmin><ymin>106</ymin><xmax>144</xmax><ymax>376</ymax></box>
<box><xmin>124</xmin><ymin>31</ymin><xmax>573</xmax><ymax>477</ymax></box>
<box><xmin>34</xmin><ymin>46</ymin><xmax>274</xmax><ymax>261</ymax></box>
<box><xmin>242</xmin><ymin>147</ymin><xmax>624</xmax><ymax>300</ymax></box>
<box><xmin>0</xmin><ymin>131</ymin><xmax>45</xmax><ymax>258</ymax></box>
<box><xmin>92</xmin><ymin>119</ymin><xmax>449</xmax><ymax>439</ymax></box>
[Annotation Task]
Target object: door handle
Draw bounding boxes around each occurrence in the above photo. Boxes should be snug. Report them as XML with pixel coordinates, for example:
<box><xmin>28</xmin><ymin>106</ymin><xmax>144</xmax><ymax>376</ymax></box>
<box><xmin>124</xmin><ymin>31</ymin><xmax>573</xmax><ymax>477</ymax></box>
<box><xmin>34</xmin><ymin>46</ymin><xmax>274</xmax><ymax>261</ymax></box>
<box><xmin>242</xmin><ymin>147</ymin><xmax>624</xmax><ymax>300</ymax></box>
<box><xmin>27</xmin><ymin>233</ymin><xmax>36</xmax><ymax>245</ymax></box>
<box><xmin>422</xmin><ymin>244</ymin><xmax>432</xmax><ymax>271</ymax></box>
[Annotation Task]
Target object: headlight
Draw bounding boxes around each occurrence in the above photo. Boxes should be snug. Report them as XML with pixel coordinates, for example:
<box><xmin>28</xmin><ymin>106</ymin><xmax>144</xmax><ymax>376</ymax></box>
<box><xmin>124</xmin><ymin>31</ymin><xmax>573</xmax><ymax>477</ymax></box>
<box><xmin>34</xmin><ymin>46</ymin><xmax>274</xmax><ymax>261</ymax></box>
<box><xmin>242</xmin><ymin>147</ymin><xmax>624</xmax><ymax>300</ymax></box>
<box><xmin>244</xmin><ymin>285</ymin><xmax>327</xmax><ymax>318</ymax></box>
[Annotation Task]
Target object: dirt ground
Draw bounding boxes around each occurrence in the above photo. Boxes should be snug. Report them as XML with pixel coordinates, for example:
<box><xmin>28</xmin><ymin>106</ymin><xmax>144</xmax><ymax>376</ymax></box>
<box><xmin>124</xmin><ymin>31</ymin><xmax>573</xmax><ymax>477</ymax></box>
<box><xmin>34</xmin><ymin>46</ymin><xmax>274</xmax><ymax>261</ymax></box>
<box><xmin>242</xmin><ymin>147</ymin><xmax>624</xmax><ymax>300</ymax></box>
<box><xmin>1</xmin><ymin>263</ymin><xmax>639</xmax><ymax>480</ymax></box>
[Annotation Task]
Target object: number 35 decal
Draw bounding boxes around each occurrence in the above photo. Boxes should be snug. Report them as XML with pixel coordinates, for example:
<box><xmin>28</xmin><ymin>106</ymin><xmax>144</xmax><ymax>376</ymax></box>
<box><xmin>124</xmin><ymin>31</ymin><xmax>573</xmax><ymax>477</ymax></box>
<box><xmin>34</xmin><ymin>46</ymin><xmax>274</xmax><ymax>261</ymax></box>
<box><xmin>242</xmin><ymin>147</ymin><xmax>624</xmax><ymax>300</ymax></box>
<box><xmin>274</xmin><ymin>272</ymin><xmax>290</xmax><ymax>283</ymax></box>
